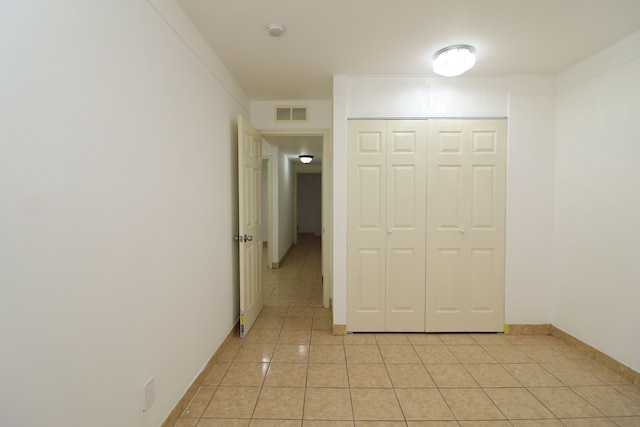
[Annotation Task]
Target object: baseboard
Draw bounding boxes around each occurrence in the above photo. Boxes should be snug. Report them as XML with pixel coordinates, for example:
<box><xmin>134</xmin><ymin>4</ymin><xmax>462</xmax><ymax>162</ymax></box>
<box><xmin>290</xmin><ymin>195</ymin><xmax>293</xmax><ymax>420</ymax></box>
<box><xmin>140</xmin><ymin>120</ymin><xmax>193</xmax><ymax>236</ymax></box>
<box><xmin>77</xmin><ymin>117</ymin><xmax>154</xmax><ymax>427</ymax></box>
<box><xmin>272</xmin><ymin>243</ymin><xmax>294</xmax><ymax>269</ymax></box>
<box><xmin>504</xmin><ymin>323</ymin><xmax>553</xmax><ymax>335</ymax></box>
<box><xmin>550</xmin><ymin>326</ymin><xmax>640</xmax><ymax>386</ymax></box>
<box><xmin>332</xmin><ymin>324</ymin><xmax>347</xmax><ymax>336</ymax></box>
<box><xmin>505</xmin><ymin>323</ymin><xmax>639</xmax><ymax>386</ymax></box>
<box><xmin>161</xmin><ymin>321</ymin><xmax>239</xmax><ymax>427</ymax></box>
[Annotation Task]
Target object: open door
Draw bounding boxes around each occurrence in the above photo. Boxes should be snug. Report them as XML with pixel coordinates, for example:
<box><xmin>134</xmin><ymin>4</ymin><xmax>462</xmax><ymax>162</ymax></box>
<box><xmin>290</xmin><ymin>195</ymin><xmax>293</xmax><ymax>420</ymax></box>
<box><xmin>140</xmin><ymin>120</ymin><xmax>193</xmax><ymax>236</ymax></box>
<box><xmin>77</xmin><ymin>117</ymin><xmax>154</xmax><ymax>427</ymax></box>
<box><xmin>237</xmin><ymin>115</ymin><xmax>263</xmax><ymax>338</ymax></box>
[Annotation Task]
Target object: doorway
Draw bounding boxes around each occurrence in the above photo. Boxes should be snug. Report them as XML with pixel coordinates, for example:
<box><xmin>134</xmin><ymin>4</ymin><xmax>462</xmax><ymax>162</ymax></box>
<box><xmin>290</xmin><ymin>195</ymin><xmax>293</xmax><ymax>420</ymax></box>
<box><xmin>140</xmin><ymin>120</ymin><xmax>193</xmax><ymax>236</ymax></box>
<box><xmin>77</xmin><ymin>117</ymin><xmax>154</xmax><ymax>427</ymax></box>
<box><xmin>261</xmin><ymin>130</ymin><xmax>331</xmax><ymax>309</ymax></box>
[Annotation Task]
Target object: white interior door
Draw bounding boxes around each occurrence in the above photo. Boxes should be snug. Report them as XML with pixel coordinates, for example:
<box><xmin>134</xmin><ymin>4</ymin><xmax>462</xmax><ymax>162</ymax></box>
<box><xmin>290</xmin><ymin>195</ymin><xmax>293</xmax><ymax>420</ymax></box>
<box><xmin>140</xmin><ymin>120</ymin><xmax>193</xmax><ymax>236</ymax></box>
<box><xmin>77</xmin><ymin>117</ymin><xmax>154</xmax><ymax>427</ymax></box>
<box><xmin>238</xmin><ymin>115</ymin><xmax>263</xmax><ymax>338</ymax></box>
<box><xmin>347</xmin><ymin>120</ymin><xmax>426</xmax><ymax>332</ymax></box>
<box><xmin>426</xmin><ymin>119</ymin><xmax>506</xmax><ymax>332</ymax></box>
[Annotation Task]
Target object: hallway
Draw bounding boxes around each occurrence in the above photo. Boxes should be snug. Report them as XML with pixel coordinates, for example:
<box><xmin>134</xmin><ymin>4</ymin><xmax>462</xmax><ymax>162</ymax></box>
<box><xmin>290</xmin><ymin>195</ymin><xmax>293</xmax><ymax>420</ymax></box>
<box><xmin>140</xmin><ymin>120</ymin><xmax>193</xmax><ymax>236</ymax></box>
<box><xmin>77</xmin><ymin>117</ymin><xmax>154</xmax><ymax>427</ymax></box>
<box><xmin>174</xmin><ymin>236</ymin><xmax>640</xmax><ymax>426</ymax></box>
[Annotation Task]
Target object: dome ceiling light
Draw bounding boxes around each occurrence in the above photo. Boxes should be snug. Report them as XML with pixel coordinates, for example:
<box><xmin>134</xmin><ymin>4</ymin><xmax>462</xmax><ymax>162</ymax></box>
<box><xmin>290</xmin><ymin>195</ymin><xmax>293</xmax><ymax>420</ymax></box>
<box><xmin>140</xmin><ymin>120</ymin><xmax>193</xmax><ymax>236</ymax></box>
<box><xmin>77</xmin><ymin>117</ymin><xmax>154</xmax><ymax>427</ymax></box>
<box><xmin>433</xmin><ymin>44</ymin><xmax>476</xmax><ymax>77</ymax></box>
<box><xmin>299</xmin><ymin>155</ymin><xmax>313</xmax><ymax>164</ymax></box>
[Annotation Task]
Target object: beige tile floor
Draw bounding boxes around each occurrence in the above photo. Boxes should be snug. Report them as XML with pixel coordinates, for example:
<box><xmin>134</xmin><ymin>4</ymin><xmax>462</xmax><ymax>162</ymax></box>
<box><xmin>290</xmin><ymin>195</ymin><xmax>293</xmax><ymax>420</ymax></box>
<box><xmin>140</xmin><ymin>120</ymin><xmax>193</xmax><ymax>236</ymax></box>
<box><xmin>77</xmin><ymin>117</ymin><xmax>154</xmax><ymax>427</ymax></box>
<box><xmin>175</xmin><ymin>236</ymin><xmax>640</xmax><ymax>427</ymax></box>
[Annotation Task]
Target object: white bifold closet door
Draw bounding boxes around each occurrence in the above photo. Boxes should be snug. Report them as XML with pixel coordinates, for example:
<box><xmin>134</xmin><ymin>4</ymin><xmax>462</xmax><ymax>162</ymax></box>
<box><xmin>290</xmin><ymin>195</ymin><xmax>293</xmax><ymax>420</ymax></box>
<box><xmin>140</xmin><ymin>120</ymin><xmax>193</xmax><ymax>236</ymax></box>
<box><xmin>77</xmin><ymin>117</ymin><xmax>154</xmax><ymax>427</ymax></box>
<box><xmin>347</xmin><ymin>120</ymin><xmax>427</xmax><ymax>332</ymax></box>
<box><xmin>426</xmin><ymin>119</ymin><xmax>506</xmax><ymax>332</ymax></box>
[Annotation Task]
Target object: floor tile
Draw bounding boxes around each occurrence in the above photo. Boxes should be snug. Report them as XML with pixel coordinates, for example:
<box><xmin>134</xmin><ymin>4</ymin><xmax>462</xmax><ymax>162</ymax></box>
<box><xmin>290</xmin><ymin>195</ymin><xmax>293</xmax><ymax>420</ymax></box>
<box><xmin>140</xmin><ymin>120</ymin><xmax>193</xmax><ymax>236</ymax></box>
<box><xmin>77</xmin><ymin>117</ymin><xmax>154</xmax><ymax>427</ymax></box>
<box><xmin>202</xmin><ymin>386</ymin><xmax>261</xmax><ymax>419</ymax></box>
<box><xmin>541</xmin><ymin>362</ymin><xmax>605</xmax><ymax>386</ymax></box>
<box><xmin>284</xmin><ymin>317</ymin><xmax>313</xmax><ymax>330</ymax></box>
<box><xmin>438</xmin><ymin>335</ymin><xmax>477</xmax><ymax>345</ymax></box>
<box><xmin>509</xmin><ymin>421</ymin><xmax>564</xmax><ymax>427</ymax></box>
<box><xmin>558</xmin><ymin>418</ymin><xmax>617</xmax><ymax>426</ymax></box>
<box><xmin>482</xmin><ymin>344</ymin><xmax>533</xmax><ymax>363</ymax></box>
<box><xmin>272</xmin><ymin>344</ymin><xmax>310</xmax><ymax>363</ymax></box>
<box><xmin>610</xmin><ymin>416</ymin><xmax>640</xmax><ymax>426</ymax></box>
<box><xmin>311</xmin><ymin>330</ymin><xmax>345</xmax><ymax>345</ymax></box>
<box><xmin>221</xmin><ymin>363</ymin><xmax>269</xmax><ymax>387</ymax></box>
<box><xmin>394</xmin><ymin>388</ymin><xmax>455</xmax><ymax>420</ymax></box>
<box><xmin>378</xmin><ymin>345</ymin><xmax>421</xmax><ymax>364</ymax></box>
<box><xmin>303</xmin><ymin>421</ymin><xmax>354</xmax><ymax>427</ymax></box>
<box><xmin>347</xmin><ymin>363</ymin><xmax>392</xmax><ymax>388</ymax></box>
<box><xmin>528</xmin><ymin>387</ymin><xmax>603</xmax><ymax>418</ymax></box>
<box><xmin>351</xmin><ymin>388</ymin><xmax>404</xmax><ymax>421</ymax></box>
<box><xmin>484</xmin><ymin>387</ymin><xmax>554</xmax><ymax>420</ymax></box>
<box><xmin>414</xmin><ymin>345</ymin><xmax>459</xmax><ymax>364</ymax></box>
<box><xmin>244</xmin><ymin>328</ymin><xmax>281</xmax><ymax>344</ymax></box>
<box><xmin>307</xmin><ymin>363</ymin><xmax>349</xmax><ymax>388</ymax></box>
<box><xmin>235</xmin><ymin>343</ymin><xmax>276</xmax><ymax>363</ymax></box>
<box><xmin>425</xmin><ymin>364</ymin><xmax>479</xmax><ymax>388</ymax></box>
<box><xmin>345</xmin><ymin>345</ymin><xmax>384</xmax><ymax>364</ymax></box>
<box><xmin>386</xmin><ymin>363</ymin><xmax>436</xmax><ymax>388</ymax></box>
<box><xmin>197</xmin><ymin>419</ymin><xmax>251</xmax><ymax>427</ymax></box>
<box><xmin>253</xmin><ymin>387</ymin><xmax>305</xmax><ymax>419</ymax></box>
<box><xmin>440</xmin><ymin>388</ymin><xmax>505</xmax><ymax>420</ymax></box>
<box><xmin>264</xmin><ymin>363</ymin><xmax>308</xmax><ymax>387</ymax></box>
<box><xmin>203</xmin><ymin>362</ymin><xmax>230</xmax><ymax>386</ymax></box>
<box><xmin>572</xmin><ymin>385</ymin><xmax>640</xmax><ymax>416</ymax></box>
<box><xmin>448</xmin><ymin>345</ymin><xmax>495</xmax><ymax>363</ymax></box>
<box><xmin>406</xmin><ymin>334</ymin><xmax>445</xmax><ymax>346</ymax></box>
<box><xmin>406</xmin><ymin>422</ymin><xmax>459</xmax><ymax>427</ymax></box>
<box><xmin>250</xmin><ymin>420</ymin><xmax>301</xmax><ymax>426</ymax></box>
<box><xmin>463</xmin><ymin>363</ymin><xmax>521</xmax><ymax>387</ymax></box>
<box><xmin>173</xmin><ymin>418</ymin><xmax>198</xmax><ymax>427</ymax></box>
<box><xmin>303</xmin><ymin>388</ymin><xmax>353</xmax><ymax>420</ymax></box>
<box><xmin>279</xmin><ymin>329</ymin><xmax>312</xmax><ymax>345</ymax></box>
<box><xmin>343</xmin><ymin>334</ymin><xmax>377</xmax><ymax>345</ymax></box>
<box><xmin>503</xmin><ymin>364</ymin><xmax>564</xmax><ymax>387</ymax></box>
<box><xmin>614</xmin><ymin>385</ymin><xmax>640</xmax><ymax>404</ymax></box>
<box><xmin>309</xmin><ymin>344</ymin><xmax>346</xmax><ymax>364</ymax></box>
<box><xmin>181</xmin><ymin>386</ymin><xmax>217</xmax><ymax>418</ymax></box>
<box><xmin>374</xmin><ymin>333</ymin><xmax>410</xmax><ymax>345</ymax></box>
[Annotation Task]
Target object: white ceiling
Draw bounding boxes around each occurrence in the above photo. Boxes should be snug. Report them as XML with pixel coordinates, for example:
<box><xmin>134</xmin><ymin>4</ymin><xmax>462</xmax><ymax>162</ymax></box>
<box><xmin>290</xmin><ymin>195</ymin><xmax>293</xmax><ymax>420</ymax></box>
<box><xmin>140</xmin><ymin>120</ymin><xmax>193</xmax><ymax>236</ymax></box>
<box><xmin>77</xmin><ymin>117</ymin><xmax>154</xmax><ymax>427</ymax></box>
<box><xmin>264</xmin><ymin>135</ymin><xmax>324</xmax><ymax>164</ymax></box>
<box><xmin>178</xmin><ymin>0</ymin><xmax>640</xmax><ymax>101</ymax></box>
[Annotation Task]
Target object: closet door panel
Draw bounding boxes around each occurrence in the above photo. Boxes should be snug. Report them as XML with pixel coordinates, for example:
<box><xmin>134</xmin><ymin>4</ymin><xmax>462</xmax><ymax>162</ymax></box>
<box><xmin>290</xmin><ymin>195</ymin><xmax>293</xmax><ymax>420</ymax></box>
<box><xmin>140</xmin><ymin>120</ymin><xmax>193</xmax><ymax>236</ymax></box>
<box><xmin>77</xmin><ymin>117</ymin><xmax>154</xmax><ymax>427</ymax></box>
<box><xmin>386</xmin><ymin>121</ymin><xmax>426</xmax><ymax>331</ymax></box>
<box><xmin>347</xmin><ymin>121</ymin><xmax>387</xmax><ymax>331</ymax></box>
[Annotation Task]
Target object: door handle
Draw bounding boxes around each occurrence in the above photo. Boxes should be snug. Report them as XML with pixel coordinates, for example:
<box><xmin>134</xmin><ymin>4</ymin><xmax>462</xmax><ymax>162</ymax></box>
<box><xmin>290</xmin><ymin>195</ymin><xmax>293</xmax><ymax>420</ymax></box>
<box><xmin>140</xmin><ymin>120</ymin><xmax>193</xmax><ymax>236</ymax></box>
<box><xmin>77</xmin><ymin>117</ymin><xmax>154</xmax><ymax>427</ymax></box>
<box><xmin>234</xmin><ymin>234</ymin><xmax>254</xmax><ymax>242</ymax></box>
<box><xmin>459</xmin><ymin>228</ymin><xmax>465</xmax><ymax>235</ymax></box>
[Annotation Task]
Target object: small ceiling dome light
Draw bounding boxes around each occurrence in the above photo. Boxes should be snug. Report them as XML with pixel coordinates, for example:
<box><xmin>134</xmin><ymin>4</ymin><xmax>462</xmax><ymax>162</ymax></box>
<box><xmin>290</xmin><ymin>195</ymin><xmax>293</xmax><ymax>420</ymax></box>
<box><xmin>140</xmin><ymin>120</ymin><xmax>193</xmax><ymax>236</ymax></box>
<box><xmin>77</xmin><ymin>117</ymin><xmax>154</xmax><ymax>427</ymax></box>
<box><xmin>299</xmin><ymin>155</ymin><xmax>313</xmax><ymax>164</ymax></box>
<box><xmin>433</xmin><ymin>44</ymin><xmax>476</xmax><ymax>77</ymax></box>
<box><xmin>266</xmin><ymin>23</ymin><xmax>286</xmax><ymax>37</ymax></box>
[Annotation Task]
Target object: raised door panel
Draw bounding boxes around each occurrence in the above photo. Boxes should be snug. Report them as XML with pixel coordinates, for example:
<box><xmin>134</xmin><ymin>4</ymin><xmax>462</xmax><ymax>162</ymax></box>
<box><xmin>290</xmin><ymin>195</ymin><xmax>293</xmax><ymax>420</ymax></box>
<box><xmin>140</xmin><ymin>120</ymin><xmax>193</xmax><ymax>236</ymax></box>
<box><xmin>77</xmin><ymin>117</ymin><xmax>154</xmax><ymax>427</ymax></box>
<box><xmin>386</xmin><ymin>121</ymin><xmax>426</xmax><ymax>332</ymax></box>
<box><xmin>347</xmin><ymin>121</ymin><xmax>387</xmax><ymax>331</ymax></box>
<box><xmin>426</xmin><ymin>119</ymin><xmax>506</xmax><ymax>332</ymax></box>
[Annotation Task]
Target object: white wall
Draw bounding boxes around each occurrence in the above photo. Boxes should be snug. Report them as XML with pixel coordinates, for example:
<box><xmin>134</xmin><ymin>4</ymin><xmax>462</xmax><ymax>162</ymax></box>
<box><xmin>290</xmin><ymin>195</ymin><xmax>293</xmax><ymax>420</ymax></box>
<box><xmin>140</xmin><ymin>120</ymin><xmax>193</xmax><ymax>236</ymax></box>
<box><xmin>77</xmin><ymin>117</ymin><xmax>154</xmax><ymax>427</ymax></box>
<box><xmin>553</xmin><ymin>31</ymin><xmax>640</xmax><ymax>372</ymax></box>
<box><xmin>332</xmin><ymin>75</ymin><xmax>556</xmax><ymax>327</ymax></box>
<box><xmin>277</xmin><ymin>150</ymin><xmax>295</xmax><ymax>261</ymax></box>
<box><xmin>297</xmin><ymin>173</ymin><xmax>322</xmax><ymax>235</ymax></box>
<box><xmin>505</xmin><ymin>76</ymin><xmax>556</xmax><ymax>324</ymax></box>
<box><xmin>0</xmin><ymin>1</ymin><xmax>248</xmax><ymax>426</ymax></box>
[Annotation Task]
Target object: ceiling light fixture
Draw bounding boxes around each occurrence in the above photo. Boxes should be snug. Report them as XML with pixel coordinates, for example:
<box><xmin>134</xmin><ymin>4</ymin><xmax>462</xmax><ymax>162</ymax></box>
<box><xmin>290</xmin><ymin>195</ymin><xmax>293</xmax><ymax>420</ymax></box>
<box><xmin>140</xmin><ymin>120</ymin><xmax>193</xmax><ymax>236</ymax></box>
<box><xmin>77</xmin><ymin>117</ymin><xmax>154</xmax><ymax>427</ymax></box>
<box><xmin>299</xmin><ymin>155</ymin><xmax>313</xmax><ymax>164</ymax></box>
<box><xmin>266</xmin><ymin>23</ymin><xmax>286</xmax><ymax>37</ymax></box>
<box><xmin>433</xmin><ymin>44</ymin><xmax>476</xmax><ymax>77</ymax></box>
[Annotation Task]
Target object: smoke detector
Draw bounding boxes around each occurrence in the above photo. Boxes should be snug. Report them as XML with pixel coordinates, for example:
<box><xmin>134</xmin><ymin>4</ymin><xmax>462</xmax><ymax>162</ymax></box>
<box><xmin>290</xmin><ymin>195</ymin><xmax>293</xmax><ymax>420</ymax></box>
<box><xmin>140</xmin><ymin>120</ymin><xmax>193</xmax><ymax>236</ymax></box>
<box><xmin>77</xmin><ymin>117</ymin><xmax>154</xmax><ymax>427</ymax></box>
<box><xmin>266</xmin><ymin>23</ymin><xmax>286</xmax><ymax>37</ymax></box>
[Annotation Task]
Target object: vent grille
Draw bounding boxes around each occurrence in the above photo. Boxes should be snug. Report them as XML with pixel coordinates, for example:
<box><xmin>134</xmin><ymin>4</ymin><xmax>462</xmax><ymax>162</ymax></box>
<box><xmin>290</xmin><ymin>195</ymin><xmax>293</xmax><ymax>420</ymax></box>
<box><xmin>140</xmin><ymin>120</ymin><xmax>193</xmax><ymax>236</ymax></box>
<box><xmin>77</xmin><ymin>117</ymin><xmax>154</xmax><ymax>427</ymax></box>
<box><xmin>275</xmin><ymin>106</ymin><xmax>308</xmax><ymax>122</ymax></box>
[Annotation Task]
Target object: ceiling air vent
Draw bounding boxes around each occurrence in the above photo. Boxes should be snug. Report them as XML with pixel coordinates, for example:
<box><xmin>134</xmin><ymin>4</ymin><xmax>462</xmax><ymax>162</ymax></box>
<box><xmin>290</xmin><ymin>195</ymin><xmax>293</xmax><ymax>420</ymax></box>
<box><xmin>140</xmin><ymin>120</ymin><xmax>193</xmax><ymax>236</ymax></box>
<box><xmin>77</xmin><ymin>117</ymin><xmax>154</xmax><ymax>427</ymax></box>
<box><xmin>275</xmin><ymin>106</ymin><xmax>308</xmax><ymax>122</ymax></box>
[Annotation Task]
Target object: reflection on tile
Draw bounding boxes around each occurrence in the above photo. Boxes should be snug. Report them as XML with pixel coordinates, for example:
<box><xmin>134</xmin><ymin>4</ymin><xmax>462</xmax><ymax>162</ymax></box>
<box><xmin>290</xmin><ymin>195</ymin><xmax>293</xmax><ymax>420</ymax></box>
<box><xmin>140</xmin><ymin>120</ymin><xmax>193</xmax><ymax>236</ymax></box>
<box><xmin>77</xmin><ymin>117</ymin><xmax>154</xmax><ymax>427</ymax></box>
<box><xmin>272</xmin><ymin>344</ymin><xmax>310</xmax><ymax>363</ymax></box>
<box><xmin>309</xmin><ymin>344</ymin><xmax>345</xmax><ymax>364</ymax></box>
<box><xmin>264</xmin><ymin>363</ymin><xmax>308</xmax><ymax>387</ymax></box>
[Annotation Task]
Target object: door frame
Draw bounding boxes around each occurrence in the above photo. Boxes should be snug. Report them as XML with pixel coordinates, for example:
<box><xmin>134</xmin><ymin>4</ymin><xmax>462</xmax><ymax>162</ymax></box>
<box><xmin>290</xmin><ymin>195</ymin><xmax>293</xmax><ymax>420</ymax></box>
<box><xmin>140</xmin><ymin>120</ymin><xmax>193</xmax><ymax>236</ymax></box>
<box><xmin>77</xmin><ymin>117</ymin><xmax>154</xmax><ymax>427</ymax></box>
<box><xmin>260</xmin><ymin>128</ymin><xmax>332</xmax><ymax>309</ymax></box>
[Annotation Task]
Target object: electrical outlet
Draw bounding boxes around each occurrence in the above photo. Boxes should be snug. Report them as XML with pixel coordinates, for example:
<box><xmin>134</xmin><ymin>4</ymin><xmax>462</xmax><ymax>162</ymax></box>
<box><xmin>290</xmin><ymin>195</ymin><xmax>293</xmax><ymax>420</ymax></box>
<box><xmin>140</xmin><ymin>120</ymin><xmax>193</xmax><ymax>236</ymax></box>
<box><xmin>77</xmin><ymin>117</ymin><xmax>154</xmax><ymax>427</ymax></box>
<box><xmin>143</xmin><ymin>377</ymin><xmax>155</xmax><ymax>412</ymax></box>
